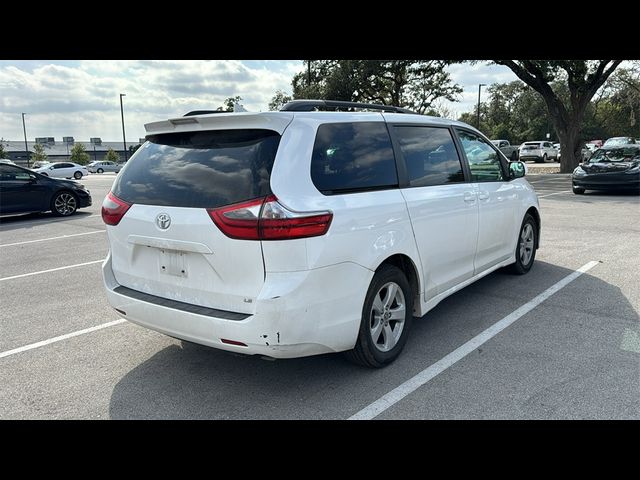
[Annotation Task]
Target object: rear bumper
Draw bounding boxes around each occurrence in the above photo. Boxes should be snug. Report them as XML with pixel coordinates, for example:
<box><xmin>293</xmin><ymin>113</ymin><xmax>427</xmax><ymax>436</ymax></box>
<box><xmin>102</xmin><ymin>252</ymin><xmax>373</xmax><ymax>359</ymax></box>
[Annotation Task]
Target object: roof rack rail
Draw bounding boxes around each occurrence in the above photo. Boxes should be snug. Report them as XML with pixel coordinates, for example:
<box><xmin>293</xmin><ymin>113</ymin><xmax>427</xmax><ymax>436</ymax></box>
<box><xmin>279</xmin><ymin>100</ymin><xmax>417</xmax><ymax>114</ymax></box>
<box><xmin>183</xmin><ymin>110</ymin><xmax>226</xmax><ymax>117</ymax></box>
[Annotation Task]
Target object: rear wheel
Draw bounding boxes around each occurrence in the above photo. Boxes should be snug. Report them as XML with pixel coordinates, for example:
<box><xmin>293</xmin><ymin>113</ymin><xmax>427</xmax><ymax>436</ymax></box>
<box><xmin>542</xmin><ymin>154</ymin><xmax>548</xmax><ymax>163</ymax></box>
<box><xmin>73</xmin><ymin>171</ymin><xmax>82</xmax><ymax>179</ymax></box>
<box><xmin>573</xmin><ymin>186</ymin><xmax>585</xmax><ymax>194</ymax></box>
<box><xmin>345</xmin><ymin>265</ymin><xmax>413</xmax><ymax>368</ymax></box>
<box><xmin>51</xmin><ymin>191</ymin><xmax>78</xmax><ymax>216</ymax></box>
<box><xmin>508</xmin><ymin>213</ymin><xmax>537</xmax><ymax>275</ymax></box>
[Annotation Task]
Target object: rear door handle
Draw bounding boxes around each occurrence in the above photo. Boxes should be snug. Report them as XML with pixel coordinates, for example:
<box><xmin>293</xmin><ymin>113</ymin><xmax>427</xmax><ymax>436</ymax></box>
<box><xmin>463</xmin><ymin>191</ymin><xmax>476</xmax><ymax>203</ymax></box>
<box><xmin>478</xmin><ymin>191</ymin><xmax>490</xmax><ymax>201</ymax></box>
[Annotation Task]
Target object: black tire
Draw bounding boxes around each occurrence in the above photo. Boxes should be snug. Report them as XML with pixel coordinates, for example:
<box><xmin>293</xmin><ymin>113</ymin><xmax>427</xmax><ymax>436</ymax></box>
<box><xmin>97</xmin><ymin>168</ymin><xmax>104</xmax><ymax>174</ymax></box>
<box><xmin>344</xmin><ymin>265</ymin><xmax>414</xmax><ymax>368</ymax></box>
<box><xmin>50</xmin><ymin>191</ymin><xmax>78</xmax><ymax>216</ymax></box>
<box><xmin>73</xmin><ymin>171</ymin><xmax>82</xmax><ymax>180</ymax></box>
<box><xmin>510</xmin><ymin>151</ymin><xmax>518</xmax><ymax>161</ymax></box>
<box><xmin>542</xmin><ymin>154</ymin><xmax>548</xmax><ymax>163</ymax></box>
<box><xmin>508</xmin><ymin>213</ymin><xmax>537</xmax><ymax>275</ymax></box>
<box><xmin>573</xmin><ymin>186</ymin><xmax>585</xmax><ymax>195</ymax></box>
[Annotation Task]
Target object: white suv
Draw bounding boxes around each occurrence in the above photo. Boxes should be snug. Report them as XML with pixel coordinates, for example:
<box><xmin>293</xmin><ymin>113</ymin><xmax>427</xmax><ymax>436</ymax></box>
<box><xmin>518</xmin><ymin>141</ymin><xmax>558</xmax><ymax>163</ymax></box>
<box><xmin>101</xmin><ymin>100</ymin><xmax>540</xmax><ymax>367</ymax></box>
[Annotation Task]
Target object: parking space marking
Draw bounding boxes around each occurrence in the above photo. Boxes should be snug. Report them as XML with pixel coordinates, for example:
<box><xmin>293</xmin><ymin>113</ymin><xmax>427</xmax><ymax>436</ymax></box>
<box><xmin>0</xmin><ymin>230</ymin><xmax>105</xmax><ymax>248</ymax></box>
<box><xmin>0</xmin><ymin>259</ymin><xmax>103</xmax><ymax>282</ymax></box>
<box><xmin>538</xmin><ymin>190</ymin><xmax>572</xmax><ymax>198</ymax></box>
<box><xmin>0</xmin><ymin>319</ymin><xmax>127</xmax><ymax>360</ymax></box>
<box><xmin>348</xmin><ymin>260</ymin><xmax>600</xmax><ymax>420</ymax></box>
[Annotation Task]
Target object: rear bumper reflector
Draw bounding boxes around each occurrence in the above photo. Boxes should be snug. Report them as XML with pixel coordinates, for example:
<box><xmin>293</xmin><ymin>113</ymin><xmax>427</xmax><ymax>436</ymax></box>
<box><xmin>113</xmin><ymin>286</ymin><xmax>250</xmax><ymax>321</ymax></box>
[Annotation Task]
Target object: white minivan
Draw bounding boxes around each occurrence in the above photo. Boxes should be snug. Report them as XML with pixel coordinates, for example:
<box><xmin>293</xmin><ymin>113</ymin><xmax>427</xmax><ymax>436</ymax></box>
<box><xmin>102</xmin><ymin>100</ymin><xmax>540</xmax><ymax>367</ymax></box>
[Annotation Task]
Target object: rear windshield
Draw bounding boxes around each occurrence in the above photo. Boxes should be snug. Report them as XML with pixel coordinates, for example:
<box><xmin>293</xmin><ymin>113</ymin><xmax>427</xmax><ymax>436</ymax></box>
<box><xmin>112</xmin><ymin>129</ymin><xmax>280</xmax><ymax>208</ymax></box>
<box><xmin>524</xmin><ymin>142</ymin><xmax>541</xmax><ymax>146</ymax></box>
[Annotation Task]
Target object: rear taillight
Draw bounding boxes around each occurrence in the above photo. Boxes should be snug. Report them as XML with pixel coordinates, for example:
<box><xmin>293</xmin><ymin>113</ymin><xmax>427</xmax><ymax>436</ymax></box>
<box><xmin>207</xmin><ymin>195</ymin><xmax>332</xmax><ymax>241</ymax></box>
<box><xmin>101</xmin><ymin>191</ymin><xmax>132</xmax><ymax>226</ymax></box>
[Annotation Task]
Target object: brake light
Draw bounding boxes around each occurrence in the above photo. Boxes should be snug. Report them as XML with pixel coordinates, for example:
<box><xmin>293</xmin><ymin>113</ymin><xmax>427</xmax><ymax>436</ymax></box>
<box><xmin>101</xmin><ymin>191</ymin><xmax>132</xmax><ymax>226</ymax></box>
<box><xmin>207</xmin><ymin>195</ymin><xmax>332</xmax><ymax>241</ymax></box>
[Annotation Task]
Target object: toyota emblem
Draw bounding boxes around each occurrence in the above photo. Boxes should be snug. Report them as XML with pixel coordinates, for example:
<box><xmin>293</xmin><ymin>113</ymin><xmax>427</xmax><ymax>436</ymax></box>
<box><xmin>156</xmin><ymin>213</ymin><xmax>171</xmax><ymax>230</ymax></box>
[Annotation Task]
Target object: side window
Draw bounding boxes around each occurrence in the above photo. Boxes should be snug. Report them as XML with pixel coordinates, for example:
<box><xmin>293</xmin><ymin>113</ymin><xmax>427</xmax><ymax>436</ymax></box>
<box><xmin>456</xmin><ymin>130</ymin><xmax>505</xmax><ymax>182</ymax></box>
<box><xmin>52</xmin><ymin>164</ymin><xmax>63</xmax><ymax>169</ymax></box>
<box><xmin>0</xmin><ymin>165</ymin><xmax>31</xmax><ymax>181</ymax></box>
<box><xmin>393</xmin><ymin>126</ymin><xmax>465</xmax><ymax>187</ymax></box>
<box><xmin>311</xmin><ymin>122</ymin><xmax>398</xmax><ymax>195</ymax></box>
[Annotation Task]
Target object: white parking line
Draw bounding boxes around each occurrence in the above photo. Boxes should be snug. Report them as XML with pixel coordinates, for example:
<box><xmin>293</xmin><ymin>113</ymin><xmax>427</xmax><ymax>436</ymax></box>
<box><xmin>538</xmin><ymin>190</ymin><xmax>572</xmax><ymax>198</ymax></box>
<box><xmin>0</xmin><ymin>319</ymin><xmax>127</xmax><ymax>359</ymax></box>
<box><xmin>0</xmin><ymin>259</ymin><xmax>103</xmax><ymax>282</ymax></box>
<box><xmin>0</xmin><ymin>230</ymin><xmax>104</xmax><ymax>248</ymax></box>
<box><xmin>349</xmin><ymin>260</ymin><xmax>600</xmax><ymax>420</ymax></box>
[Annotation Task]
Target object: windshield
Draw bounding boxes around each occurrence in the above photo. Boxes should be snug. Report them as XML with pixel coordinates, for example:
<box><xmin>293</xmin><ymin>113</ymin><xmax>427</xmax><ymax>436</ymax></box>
<box><xmin>589</xmin><ymin>147</ymin><xmax>640</xmax><ymax>162</ymax></box>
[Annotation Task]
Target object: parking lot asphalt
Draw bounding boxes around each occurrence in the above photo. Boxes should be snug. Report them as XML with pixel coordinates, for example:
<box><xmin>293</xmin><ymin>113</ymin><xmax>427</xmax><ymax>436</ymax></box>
<box><xmin>0</xmin><ymin>173</ymin><xmax>638</xmax><ymax>419</ymax></box>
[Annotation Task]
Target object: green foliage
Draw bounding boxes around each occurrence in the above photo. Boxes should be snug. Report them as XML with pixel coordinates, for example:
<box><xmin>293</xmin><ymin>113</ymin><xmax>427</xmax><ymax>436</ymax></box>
<box><xmin>0</xmin><ymin>138</ymin><xmax>7</xmax><ymax>159</ymax></box>
<box><xmin>291</xmin><ymin>60</ymin><xmax>462</xmax><ymax>113</ymax></box>
<box><xmin>69</xmin><ymin>143</ymin><xmax>90</xmax><ymax>165</ymax></box>
<box><xmin>268</xmin><ymin>90</ymin><xmax>293</xmax><ymax>111</ymax></box>
<box><xmin>105</xmin><ymin>148</ymin><xmax>120</xmax><ymax>162</ymax></box>
<box><xmin>218</xmin><ymin>96</ymin><xmax>243</xmax><ymax>112</ymax></box>
<box><xmin>32</xmin><ymin>143</ymin><xmax>48</xmax><ymax>163</ymax></box>
<box><xmin>129</xmin><ymin>144</ymin><xmax>142</xmax><ymax>155</ymax></box>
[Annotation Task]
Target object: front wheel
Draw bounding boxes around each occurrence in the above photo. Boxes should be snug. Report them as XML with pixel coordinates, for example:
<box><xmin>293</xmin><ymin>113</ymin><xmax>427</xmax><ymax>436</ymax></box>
<box><xmin>97</xmin><ymin>168</ymin><xmax>104</xmax><ymax>174</ymax></box>
<box><xmin>508</xmin><ymin>213</ymin><xmax>537</xmax><ymax>275</ymax></box>
<box><xmin>51</xmin><ymin>191</ymin><xmax>78</xmax><ymax>216</ymax></box>
<box><xmin>73</xmin><ymin>171</ymin><xmax>82</xmax><ymax>179</ymax></box>
<box><xmin>344</xmin><ymin>265</ymin><xmax>413</xmax><ymax>368</ymax></box>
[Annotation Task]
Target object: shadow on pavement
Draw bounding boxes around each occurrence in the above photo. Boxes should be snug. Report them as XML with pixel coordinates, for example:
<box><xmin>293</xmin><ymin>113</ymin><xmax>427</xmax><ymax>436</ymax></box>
<box><xmin>108</xmin><ymin>260</ymin><xmax>639</xmax><ymax>419</ymax></box>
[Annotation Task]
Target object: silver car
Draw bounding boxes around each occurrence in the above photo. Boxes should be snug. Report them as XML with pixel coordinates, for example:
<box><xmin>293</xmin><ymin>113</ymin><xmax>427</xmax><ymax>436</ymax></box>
<box><xmin>87</xmin><ymin>161</ymin><xmax>122</xmax><ymax>174</ymax></box>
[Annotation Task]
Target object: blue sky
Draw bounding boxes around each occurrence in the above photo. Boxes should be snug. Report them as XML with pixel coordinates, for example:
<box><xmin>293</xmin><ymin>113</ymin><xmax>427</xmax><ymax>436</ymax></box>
<box><xmin>0</xmin><ymin>60</ymin><xmax>517</xmax><ymax>142</ymax></box>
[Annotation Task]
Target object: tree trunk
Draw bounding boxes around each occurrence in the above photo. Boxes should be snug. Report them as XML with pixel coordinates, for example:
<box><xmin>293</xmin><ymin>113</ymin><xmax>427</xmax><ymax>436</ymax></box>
<box><xmin>556</xmin><ymin>125</ymin><xmax>582</xmax><ymax>173</ymax></box>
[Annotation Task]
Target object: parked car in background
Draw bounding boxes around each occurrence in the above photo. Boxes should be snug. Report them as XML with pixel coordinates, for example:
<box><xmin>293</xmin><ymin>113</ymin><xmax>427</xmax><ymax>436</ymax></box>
<box><xmin>557</xmin><ymin>145</ymin><xmax>592</xmax><ymax>163</ymax></box>
<box><xmin>0</xmin><ymin>163</ymin><xmax>92</xmax><ymax>216</ymax></box>
<box><xmin>603</xmin><ymin>137</ymin><xmax>636</xmax><ymax>147</ymax></box>
<box><xmin>491</xmin><ymin>139</ymin><xmax>519</xmax><ymax>161</ymax></box>
<box><xmin>33</xmin><ymin>162</ymin><xmax>89</xmax><ymax>180</ymax></box>
<box><xmin>519</xmin><ymin>141</ymin><xmax>558</xmax><ymax>163</ymax></box>
<box><xmin>87</xmin><ymin>161</ymin><xmax>122</xmax><ymax>174</ymax></box>
<box><xmin>587</xmin><ymin>140</ymin><xmax>603</xmax><ymax>148</ymax></box>
<box><xmin>0</xmin><ymin>158</ymin><xmax>16</xmax><ymax>165</ymax></box>
<box><xmin>31</xmin><ymin>161</ymin><xmax>52</xmax><ymax>169</ymax></box>
<box><xmin>101</xmin><ymin>100</ymin><xmax>540</xmax><ymax>367</ymax></box>
<box><xmin>572</xmin><ymin>144</ymin><xmax>640</xmax><ymax>194</ymax></box>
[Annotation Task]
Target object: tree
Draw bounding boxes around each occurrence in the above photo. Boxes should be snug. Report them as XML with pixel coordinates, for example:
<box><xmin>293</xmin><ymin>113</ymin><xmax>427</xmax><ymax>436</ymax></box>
<box><xmin>217</xmin><ymin>96</ymin><xmax>242</xmax><ymax>112</ymax></box>
<box><xmin>0</xmin><ymin>138</ymin><xmax>7</xmax><ymax>159</ymax></box>
<box><xmin>105</xmin><ymin>148</ymin><xmax>120</xmax><ymax>163</ymax></box>
<box><xmin>129</xmin><ymin>144</ymin><xmax>142</xmax><ymax>156</ymax></box>
<box><xmin>493</xmin><ymin>60</ymin><xmax>622</xmax><ymax>172</ymax></box>
<box><xmin>291</xmin><ymin>60</ymin><xmax>462</xmax><ymax>114</ymax></box>
<box><xmin>32</xmin><ymin>143</ymin><xmax>48</xmax><ymax>163</ymax></box>
<box><xmin>69</xmin><ymin>143</ymin><xmax>90</xmax><ymax>165</ymax></box>
<box><xmin>268</xmin><ymin>90</ymin><xmax>292</xmax><ymax>111</ymax></box>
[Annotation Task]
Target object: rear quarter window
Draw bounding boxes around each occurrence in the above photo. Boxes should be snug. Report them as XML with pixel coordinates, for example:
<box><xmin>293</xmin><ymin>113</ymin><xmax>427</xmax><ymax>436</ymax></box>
<box><xmin>310</xmin><ymin>122</ymin><xmax>398</xmax><ymax>195</ymax></box>
<box><xmin>111</xmin><ymin>129</ymin><xmax>280</xmax><ymax>208</ymax></box>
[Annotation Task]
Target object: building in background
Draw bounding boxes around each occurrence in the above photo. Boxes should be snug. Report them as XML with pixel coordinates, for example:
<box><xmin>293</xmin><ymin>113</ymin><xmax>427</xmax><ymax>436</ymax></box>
<box><xmin>1</xmin><ymin>137</ymin><xmax>145</xmax><ymax>167</ymax></box>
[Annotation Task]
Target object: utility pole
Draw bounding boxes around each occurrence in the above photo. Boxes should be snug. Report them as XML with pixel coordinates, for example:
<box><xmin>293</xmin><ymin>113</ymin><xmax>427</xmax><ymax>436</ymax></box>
<box><xmin>477</xmin><ymin>84</ymin><xmax>486</xmax><ymax>129</ymax></box>
<box><xmin>21</xmin><ymin>113</ymin><xmax>29</xmax><ymax>167</ymax></box>
<box><xmin>120</xmin><ymin>93</ymin><xmax>128</xmax><ymax>162</ymax></box>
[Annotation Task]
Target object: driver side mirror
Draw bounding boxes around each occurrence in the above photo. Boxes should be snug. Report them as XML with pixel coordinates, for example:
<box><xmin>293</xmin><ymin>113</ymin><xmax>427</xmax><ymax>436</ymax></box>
<box><xmin>49</xmin><ymin>166</ymin><xmax>54</xmax><ymax>170</ymax></box>
<box><xmin>509</xmin><ymin>161</ymin><xmax>526</xmax><ymax>179</ymax></box>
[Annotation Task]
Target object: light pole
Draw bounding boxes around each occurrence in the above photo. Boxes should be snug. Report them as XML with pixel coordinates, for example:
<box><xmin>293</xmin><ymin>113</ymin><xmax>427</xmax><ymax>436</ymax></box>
<box><xmin>119</xmin><ymin>93</ymin><xmax>127</xmax><ymax>162</ymax></box>
<box><xmin>21</xmin><ymin>113</ymin><xmax>29</xmax><ymax>167</ymax></box>
<box><xmin>477</xmin><ymin>84</ymin><xmax>486</xmax><ymax>129</ymax></box>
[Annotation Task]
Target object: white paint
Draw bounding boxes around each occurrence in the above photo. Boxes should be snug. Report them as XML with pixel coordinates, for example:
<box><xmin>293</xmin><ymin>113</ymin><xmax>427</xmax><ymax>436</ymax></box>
<box><xmin>620</xmin><ymin>328</ymin><xmax>640</xmax><ymax>354</ymax></box>
<box><xmin>0</xmin><ymin>259</ymin><xmax>103</xmax><ymax>282</ymax></box>
<box><xmin>0</xmin><ymin>230</ymin><xmax>104</xmax><ymax>247</ymax></box>
<box><xmin>349</xmin><ymin>260</ymin><xmax>600</xmax><ymax>420</ymax></box>
<box><xmin>538</xmin><ymin>191</ymin><xmax>572</xmax><ymax>198</ymax></box>
<box><xmin>0</xmin><ymin>319</ymin><xmax>127</xmax><ymax>359</ymax></box>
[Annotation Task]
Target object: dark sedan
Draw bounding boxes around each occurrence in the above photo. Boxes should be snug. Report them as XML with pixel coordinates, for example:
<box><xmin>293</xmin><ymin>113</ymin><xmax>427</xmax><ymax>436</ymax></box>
<box><xmin>0</xmin><ymin>163</ymin><xmax>92</xmax><ymax>216</ymax></box>
<box><xmin>572</xmin><ymin>145</ymin><xmax>640</xmax><ymax>194</ymax></box>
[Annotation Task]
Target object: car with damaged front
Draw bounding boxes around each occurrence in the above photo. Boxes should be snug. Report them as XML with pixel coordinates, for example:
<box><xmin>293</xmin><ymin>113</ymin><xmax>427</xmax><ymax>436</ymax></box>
<box><xmin>572</xmin><ymin>144</ymin><xmax>640</xmax><ymax>194</ymax></box>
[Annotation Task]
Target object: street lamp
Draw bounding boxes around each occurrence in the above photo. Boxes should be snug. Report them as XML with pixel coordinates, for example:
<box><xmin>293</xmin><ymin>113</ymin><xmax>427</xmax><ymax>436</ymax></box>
<box><xmin>119</xmin><ymin>93</ymin><xmax>127</xmax><ymax>162</ymax></box>
<box><xmin>477</xmin><ymin>84</ymin><xmax>486</xmax><ymax>129</ymax></box>
<box><xmin>21</xmin><ymin>113</ymin><xmax>29</xmax><ymax>168</ymax></box>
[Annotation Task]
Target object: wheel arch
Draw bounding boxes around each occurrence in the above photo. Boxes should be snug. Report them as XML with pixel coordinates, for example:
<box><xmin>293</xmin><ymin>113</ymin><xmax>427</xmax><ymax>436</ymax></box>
<box><xmin>375</xmin><ymin>253</ymin><xmax>421</xmax><ymax>315</ymax></box>
<box><xmin>525</xmin><ymin>206</ymin><xmax>541</xmax><ymax>249</ymax></box>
